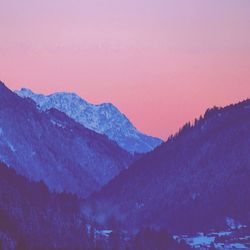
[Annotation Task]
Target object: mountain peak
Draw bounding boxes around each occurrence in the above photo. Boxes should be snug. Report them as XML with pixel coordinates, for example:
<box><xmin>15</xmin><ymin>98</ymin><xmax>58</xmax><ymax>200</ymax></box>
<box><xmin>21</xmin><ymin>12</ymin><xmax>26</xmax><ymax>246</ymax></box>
<box><xmin>0</xmin><ymin>83</ymin><xmax>134</xmax><ymax>198</ymax></box>
<box><xmin>0</xmin><ymin>81</ymin><xmax>20</xmax><ymax>103</ymax></box>
<box><xmin>16</xmin><ymin>87</ymin><xmax>162</xmax><ymax>153</ymax></box>
<box><xmin>50</xmin><ymin>91</ymin><xmax>87</xmax><ymax>102</ymax></box>
<box><xmin>0</xmin><ymin>80</ymin><xmax>8</xmax><ymax>91</ymax></box>
<box><xmin>20</xmin><ymin>87</ymin><xmax>34</xmax><ymax>95</ymax></box>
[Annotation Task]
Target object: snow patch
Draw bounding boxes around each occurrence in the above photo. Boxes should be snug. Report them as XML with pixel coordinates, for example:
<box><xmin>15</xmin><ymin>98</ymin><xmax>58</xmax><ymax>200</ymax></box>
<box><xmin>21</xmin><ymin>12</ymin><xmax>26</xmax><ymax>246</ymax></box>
<box><xmin>136</xmin><ymin>202</ymin><xmax>145</xmax><ymax>209</ymax></box>
<box><xmin>50</xmin><ymin>119</ymin><xmax>66</xmax><ymax>128</ymax></box>
<box><xmin>186</xmin><ymin>234</ymin><xmax>215</xmax><ymax>248</ymax></box>
<box><xmin>97</xmin><ymin>230</ymin><xmax>113</xmax><ymax>237</ymax></box>
<box><xmin>226</xmin><ymin>217</ymin><xmax>247</xmax><ymax>230</ymax></box>
<box><xmin>7</xmin><ymin>141</ymin><xmax>16</xmax><ymax>152</ymax></box>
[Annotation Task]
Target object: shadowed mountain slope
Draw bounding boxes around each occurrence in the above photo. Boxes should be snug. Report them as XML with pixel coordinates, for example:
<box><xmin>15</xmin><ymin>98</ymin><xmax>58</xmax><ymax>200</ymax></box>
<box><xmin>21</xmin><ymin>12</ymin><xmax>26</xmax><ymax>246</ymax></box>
<box><xmin>0</xmin><ymin>162</ymin><xmax>87</xmax><ymax>249</ymax></box>
<box><xmin>0</xmin><ymin>162</ymin><xmax>191</xmax><ymax>250</ymax></box>
<box><xmin>90</xmin><ymin>99</ymin><xmax>250</xmax><ymax>233</ymax></box>
<box><xmin>0</xmin><ymin>81</ymin><xmax>133</xmax><ymax>197</ymax></box>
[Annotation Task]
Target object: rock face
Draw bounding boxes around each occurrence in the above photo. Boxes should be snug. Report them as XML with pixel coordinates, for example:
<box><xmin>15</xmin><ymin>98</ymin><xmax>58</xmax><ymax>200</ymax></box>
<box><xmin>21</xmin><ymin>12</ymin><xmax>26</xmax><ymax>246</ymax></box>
<box><xmin>90</xmin><ymin>100</ymin><xmax>250</xmax><ymax>233</ymax></box>
<box><xmin>16</xmin><ymin>88</ymin><xmax>162</xmax><ymax>153</ymax></box>
<box><xmin>0</xmin><ymin>81</ymin><xmax>133</xmax><ymax>197</ymax></box>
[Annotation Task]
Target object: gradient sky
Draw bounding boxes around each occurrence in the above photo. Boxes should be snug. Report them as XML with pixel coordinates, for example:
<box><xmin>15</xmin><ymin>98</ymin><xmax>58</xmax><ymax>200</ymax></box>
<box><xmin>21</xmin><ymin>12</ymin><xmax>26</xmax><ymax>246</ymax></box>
<box><xmin>1</xmin><ymin>0</ymin><xmax>250</xmax><ymax>139</ymax></box>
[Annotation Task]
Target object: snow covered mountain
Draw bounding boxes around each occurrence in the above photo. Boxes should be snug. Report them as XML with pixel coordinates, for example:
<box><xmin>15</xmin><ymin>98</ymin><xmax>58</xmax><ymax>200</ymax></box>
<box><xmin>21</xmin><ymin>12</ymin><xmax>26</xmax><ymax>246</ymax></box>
<box><xmin>16</xmin><ymin>88</ymin><xmax>162</xmax><ymax>153</ymax></box>
<box><xmin>0</xmin><ymin>81</ymin><xmax>133</xmax><ymax>197</ymax></box>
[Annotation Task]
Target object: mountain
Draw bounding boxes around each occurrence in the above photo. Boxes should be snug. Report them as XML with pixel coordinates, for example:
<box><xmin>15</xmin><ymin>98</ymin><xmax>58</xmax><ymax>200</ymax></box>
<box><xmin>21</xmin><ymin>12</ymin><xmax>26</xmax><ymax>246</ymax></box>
<box><xmin>16</xmin><ymin>88</ymin><xmax>162</xmax><ymax>153</ymax></box>
<box><xmin>0</xmin><ymin>81</ymin><xmax>133</xmax><ymax>197</ymax></box>
<box><xmin>0</xmin><ymin>162</ymin><xmax>191</xmax><ymax>250</ymax></box>
<box><xmin>0</xmin><ymin>162</ymin><xmax>86</xmax><ymax>250</ymax></box>
<box><xmin>89</xmin><ymin>99</ymin><xmax>250</xmax><ymax>233</ymax></box>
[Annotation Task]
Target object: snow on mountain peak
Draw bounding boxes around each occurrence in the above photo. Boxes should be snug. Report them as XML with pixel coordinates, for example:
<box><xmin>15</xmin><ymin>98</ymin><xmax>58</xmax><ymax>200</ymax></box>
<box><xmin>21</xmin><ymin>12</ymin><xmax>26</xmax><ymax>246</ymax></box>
<box><xmin>16</xmin><ymin>88</ymin><xmax>162</xmax><ymax>153</ymax></box>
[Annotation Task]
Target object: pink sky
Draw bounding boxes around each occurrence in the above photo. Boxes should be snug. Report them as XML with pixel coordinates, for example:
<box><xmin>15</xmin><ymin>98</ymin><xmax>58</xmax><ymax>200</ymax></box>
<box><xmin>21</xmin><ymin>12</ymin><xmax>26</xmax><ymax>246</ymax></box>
<box><xmin>1</xmin><ymin>0</ymin><xmax>250</xmax><ymax>139</ymax></box>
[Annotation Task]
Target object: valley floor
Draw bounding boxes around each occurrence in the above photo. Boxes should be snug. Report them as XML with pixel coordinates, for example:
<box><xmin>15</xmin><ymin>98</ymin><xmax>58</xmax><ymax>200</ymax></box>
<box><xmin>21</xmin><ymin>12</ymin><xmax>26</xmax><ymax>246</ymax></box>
<box><xmin>174</xmin><ymin>226</ymin><xmax>250</xmax><ymax>249</ymax></box>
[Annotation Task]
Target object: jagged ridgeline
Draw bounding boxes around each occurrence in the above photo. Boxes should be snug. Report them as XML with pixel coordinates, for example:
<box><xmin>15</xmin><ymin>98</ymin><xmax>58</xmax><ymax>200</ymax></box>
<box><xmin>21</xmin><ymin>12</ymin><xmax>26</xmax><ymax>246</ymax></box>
<box><xmin>16</xmin><ymin>88</ymin><xmax>162</xmax><ymax>153</ymax></box>
<box><xmin>0</xmin><ymin>81</ymin><xmax>133</xmax><ymax>197</ymax></box>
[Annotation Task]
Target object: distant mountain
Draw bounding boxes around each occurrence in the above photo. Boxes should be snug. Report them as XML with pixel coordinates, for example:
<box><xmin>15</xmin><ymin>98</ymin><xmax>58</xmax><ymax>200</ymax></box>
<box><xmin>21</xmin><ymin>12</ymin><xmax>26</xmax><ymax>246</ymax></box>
<box><xmin>0</xmin><ymin>81</ymin><xmax>133</xmax><ymax>197</ymax></box>
<box><xmin>90</xmin><ymin>100</ymin><xmax>250</xmax><ymax>233</ymax></box>
<box><xmin>16</xmin><ymin>88</ymin><xmax>162</xmax><ymax>153</ymax></box>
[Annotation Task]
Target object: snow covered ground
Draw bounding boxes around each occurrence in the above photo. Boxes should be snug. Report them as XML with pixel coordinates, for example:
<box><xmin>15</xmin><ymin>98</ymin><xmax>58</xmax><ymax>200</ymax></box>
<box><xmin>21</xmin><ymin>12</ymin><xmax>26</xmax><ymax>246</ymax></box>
<box><xmin>174</xmin><ymin>226</ymin><xmax>250</xmax><ymax>249</ymax></box>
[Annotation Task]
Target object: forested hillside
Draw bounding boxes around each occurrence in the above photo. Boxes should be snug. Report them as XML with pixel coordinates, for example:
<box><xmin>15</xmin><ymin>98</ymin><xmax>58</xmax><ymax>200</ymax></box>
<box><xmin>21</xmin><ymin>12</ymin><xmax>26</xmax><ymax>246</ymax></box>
<box><xmin>90</xmin><ymin>100</ymin><xmax>250</xmax><ymax>233</ymax></box>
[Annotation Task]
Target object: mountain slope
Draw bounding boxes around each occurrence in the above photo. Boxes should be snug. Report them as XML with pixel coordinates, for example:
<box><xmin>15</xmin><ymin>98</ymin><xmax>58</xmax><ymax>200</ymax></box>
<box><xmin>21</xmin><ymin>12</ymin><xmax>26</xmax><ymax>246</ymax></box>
<box><xmin>89</xmin><ymin>100</ymin><xmax>250</xmax><ymax>233</ymax></box>
<box><xmin>0</xmin><ymin>162</ymin><xmax>87</xmax><ymax>250</ymax></box>
<box><xmin>0</xmin><ymin>162</ymin><xmax>192</xmax><ymax>250</ymax></box>
<box><xmin>0</xmin><ymin>81</ymin><xmax>133</xmax><ymax>197</ymax></box>
<box><xmin>16</xmin><ymin>88</ymin><xmax>162</xmax><ymax>153</ymax></box>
